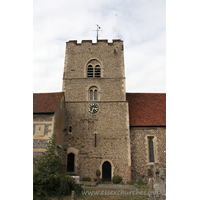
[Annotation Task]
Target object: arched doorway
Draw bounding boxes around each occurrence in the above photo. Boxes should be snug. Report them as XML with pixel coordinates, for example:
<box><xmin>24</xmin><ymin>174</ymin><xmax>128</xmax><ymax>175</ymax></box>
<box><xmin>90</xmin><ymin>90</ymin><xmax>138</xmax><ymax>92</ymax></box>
<box><xmin>102</xmin><ymin>161</ymin><xmax>111</xmax><ymax>182</ymax></box>
<box><xmin>67</xmin><ymin>153</ymin><xmax>74</xmax><ymax>172</ymax></box>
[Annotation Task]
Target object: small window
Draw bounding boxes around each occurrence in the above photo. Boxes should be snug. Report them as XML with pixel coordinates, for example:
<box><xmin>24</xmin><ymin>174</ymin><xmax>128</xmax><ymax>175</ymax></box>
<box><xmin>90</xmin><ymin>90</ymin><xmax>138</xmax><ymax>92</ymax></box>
<box><xmin>148</xmin><ymin>137</ymin><xmax>154</xmax><ymax>162</ymax></box>
<box><xmin>34</xmin><ymin>125</ymin><xmax>45</xmax><ymax>136</ymax></box>
<box><xmin>95</xmin><ymin>65</ymin><xmax>101</xmax><ymax>77</ymax></box>
<box><xmin>69</xmin><ymin>126</ymin><xmax>72</xmax><ymax>133</ymax></box>
<box><xmin>87</xmin><ymin>65</ymin><xmax>93</xmax><ymax>77</ymax></box>
<box><xmin>89</xmin><ymin>87</ymin><xmax>98</xmax><ymax>100</ymax></box>
<box><xmin>94</xmin><ymin>133</ymin><xmax>97</xmax><ymax>147</ymax></box>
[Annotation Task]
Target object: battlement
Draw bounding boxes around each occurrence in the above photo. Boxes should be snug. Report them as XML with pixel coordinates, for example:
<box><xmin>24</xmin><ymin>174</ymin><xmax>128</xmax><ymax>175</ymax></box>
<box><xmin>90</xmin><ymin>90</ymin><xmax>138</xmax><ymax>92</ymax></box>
<box><xmin>66</xmin><ymin>39</ymin><xmax>122</xmax><ymax>46</ymax></box>
<box><xmin>63</xmin><ymin>37</ymin><xmax>125</xmax><ymax>80</ymax></box>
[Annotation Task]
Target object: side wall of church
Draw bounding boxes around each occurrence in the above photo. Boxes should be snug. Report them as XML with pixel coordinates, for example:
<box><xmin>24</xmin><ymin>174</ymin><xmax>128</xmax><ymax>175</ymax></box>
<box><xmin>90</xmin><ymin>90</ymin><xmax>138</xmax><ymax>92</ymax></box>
<box><xmin>130</xmin><ymin>127</ymin><xmax>166</xmax><ymax>182</ymax></box>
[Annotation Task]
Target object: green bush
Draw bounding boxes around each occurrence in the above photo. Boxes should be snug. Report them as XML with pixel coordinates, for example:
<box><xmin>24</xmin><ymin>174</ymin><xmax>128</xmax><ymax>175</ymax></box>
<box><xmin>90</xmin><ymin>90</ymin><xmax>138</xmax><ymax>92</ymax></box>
<box><xmin>94</xmin><ymin>178</ymin><xmax>97</xmax><ymax>181</ymax></box>
<box><xmin>112</xmin><ymin>175</ymin><xmax>122</xmax><ymax>184</ymax></box>
<box><xmin>96</xmin><ymin>169</ymin><xmax>101</xmax><ymax>177</ymax></box>
<box><xmin>82</xmin><ymin>177</ymin><xmax>91</xmax><ymax>181</ymax></box>
<box><xmin>97</xmin><ymin>178</ymin><xmax>102</xmax><ymax>184</ymax></box>
<box><xmin>33</xmin><ymin>134</ymin><xmax>83</xmax><ymax>199</ymax></box>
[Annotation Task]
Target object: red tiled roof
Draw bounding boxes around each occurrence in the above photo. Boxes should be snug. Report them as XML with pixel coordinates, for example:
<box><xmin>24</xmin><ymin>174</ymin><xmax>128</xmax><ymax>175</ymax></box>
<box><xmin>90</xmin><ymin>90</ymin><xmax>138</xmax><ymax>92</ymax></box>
<box><xmin>33</xmin><ymin>92</ymin><xmax>64</xmax><ymax>113</ymax></box>
<box><xmin>126</xmin><ymin>93</ymin><xmax>166</xmax><ymax>126</ymax></box>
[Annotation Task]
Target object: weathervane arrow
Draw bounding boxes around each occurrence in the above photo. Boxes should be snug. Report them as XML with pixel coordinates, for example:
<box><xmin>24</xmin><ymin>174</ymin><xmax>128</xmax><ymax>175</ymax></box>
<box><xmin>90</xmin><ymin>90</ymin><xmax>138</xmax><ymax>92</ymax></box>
<box><xmin>93</xmin><ymin>24</ymin><xmax>102</xmax><ymax>42</ymax></box>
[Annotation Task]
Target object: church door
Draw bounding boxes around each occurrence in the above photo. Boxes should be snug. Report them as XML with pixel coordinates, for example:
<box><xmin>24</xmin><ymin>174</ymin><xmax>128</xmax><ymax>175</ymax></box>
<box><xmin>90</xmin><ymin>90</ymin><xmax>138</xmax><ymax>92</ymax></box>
<box><xmin>67</xmin><ymin>153</ymin><xmax>75</xmax><ymax>172</ymax></box>
<box><xmin>102</xmin><ymin>161</ymin><xmax>111</xmax><ymax>182</ymax></box>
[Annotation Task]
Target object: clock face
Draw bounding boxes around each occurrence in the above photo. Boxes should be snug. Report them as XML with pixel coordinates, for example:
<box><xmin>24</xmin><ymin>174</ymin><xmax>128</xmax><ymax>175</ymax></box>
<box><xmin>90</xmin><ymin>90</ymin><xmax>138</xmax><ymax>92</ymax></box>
<box><xmin>88</xmin><ymin>103</ymin><xmax>99</xmax><ymax>114</ymax></box>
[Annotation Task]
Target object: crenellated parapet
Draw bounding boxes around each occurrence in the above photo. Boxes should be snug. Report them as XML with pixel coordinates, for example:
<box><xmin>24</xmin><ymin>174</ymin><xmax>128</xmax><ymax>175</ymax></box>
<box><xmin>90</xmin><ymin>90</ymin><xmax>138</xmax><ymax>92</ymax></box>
<box><xmin>66</xmin><ymin>39</ymin><xmax>123</xmax><ymax>46</ymax></box>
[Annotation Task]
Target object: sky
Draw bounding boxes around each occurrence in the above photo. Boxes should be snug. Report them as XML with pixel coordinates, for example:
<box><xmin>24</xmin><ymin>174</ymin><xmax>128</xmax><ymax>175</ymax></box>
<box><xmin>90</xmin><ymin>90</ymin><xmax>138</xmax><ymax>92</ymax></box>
<box><xmin>33</xmin><ymin>0</ymin><xmax>166</xmax><ymax>93</ymax></box>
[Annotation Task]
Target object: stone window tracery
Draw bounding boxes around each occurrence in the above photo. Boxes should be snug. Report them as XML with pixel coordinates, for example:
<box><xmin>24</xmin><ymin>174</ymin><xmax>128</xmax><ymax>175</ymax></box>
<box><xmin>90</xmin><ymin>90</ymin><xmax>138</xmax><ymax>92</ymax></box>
<box><xmin>89</xmin><ymin>87</ymin><xmax>98</xmax><ymax>100</ymax></box>
<box><xmin>87</xmin><ymin>60</ymin><xmax>101</xmax><ymax>78</ymax></box>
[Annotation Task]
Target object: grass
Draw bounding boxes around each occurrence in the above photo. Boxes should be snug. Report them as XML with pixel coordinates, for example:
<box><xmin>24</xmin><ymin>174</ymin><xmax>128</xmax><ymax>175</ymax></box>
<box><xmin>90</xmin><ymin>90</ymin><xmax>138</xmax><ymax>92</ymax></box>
<box><xmin>46</xmin><ymin>188</ymin><xmax>149</xmax><ymax>200</ymax></box>
<box><xmin>133</xmin><ymin>184</ymin><xmax>149</xmax><ymax>190</ymax></box>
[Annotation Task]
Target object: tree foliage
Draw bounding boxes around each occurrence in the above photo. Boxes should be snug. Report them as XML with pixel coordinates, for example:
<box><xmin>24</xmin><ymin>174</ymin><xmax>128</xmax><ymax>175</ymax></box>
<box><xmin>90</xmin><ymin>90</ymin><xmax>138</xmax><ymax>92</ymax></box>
<box><xmin>33</xmin><ymin>134</ymin><xmax>83</xmax><ymax>199</ymax></box>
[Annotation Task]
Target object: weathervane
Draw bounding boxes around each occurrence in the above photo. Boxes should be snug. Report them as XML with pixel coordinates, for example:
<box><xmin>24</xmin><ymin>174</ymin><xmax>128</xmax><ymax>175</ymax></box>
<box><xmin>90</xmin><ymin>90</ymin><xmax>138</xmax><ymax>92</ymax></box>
<box><xmin>93</xmin><ymin>24</ymin><xmax>102</xmax><ymax>42</ymax></box>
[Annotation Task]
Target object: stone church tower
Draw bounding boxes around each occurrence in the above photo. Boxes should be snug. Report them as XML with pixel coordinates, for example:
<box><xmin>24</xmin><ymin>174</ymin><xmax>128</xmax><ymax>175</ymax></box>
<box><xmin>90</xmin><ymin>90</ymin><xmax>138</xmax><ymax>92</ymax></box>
<box><xmin>62</xmin><ymin>39</ymin><xmax>131</xmax><ymax>182</ymax></box>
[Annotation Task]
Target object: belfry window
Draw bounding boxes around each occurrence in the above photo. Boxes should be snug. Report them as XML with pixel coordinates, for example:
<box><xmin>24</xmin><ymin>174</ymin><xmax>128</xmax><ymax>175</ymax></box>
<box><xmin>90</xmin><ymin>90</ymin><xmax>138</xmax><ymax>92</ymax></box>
<box><xmin>87</xmin><ymin>65</ymin><xmax>93</xmax><ymax>77</ymax></box>
<box><xmin>95</xmin><ymin>65</ymin><xmax>101</xmax><ymax>77</ymax></box>
<box><xmin>87</xmin><ymin>65</ymin><xmax>101</xmax><ymax>77</ymax></box>
<box><xmin>89</xmin><ymin>87</ymin><xmax>98</xmax><ymax>100</ymax></box>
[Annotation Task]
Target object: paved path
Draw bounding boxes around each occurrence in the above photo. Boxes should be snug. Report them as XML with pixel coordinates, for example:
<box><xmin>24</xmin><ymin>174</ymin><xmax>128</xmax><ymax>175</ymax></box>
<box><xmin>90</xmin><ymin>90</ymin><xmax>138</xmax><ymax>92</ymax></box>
<box><xmin>82</xmin><ymin>181</ymin><xmax>138</xmax><ymax>190</ymax></box>
<box><xmin>95</xmin><ymin>183</ymin><xmax>138</xmax><ymax>190</ymax></box>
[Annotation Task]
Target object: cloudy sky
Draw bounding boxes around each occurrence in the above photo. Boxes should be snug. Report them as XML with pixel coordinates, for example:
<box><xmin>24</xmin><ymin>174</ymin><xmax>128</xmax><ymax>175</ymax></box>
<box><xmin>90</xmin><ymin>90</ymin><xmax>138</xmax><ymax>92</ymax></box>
<box><xmin>33</xmin><ymin>0</ymin><xmax>166</xmax><ymax>93</ymax></box>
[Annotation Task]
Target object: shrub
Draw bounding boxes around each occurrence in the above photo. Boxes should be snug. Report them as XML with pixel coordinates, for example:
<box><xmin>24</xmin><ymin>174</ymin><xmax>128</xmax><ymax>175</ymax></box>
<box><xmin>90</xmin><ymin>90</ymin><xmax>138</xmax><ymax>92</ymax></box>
<box><xmin>82</xmin><ymin>177</ymin><xmax>91</xmax><ymax>181</ymax></box>
<box><xmin>33</xmin><ymin>134</ymin><xmax>83</xmax><ymax>199</ymax></box>
<box><xmin>112</xmin><ymin>175</ymin><xmax>122</xmax><ymax>184</ymax></box>
<box><xmin>94</xmin><ymin>178</ymin><xmax>97</xmax><ymax>181</ymax></box>
<box><xmin>97</xmin><ymin>178</ymin><xmax>102</xmax><ymax>184</ymax></box>
<box><xmin>96</xmin><ymin>169</ymin><xmax>101</xmax><ymax>177</ymax></box>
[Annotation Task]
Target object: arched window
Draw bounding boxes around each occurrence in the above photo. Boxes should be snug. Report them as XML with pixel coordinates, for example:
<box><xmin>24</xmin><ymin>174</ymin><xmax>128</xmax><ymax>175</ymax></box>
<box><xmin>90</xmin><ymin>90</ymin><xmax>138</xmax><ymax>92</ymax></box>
<box><xmin>87</xmin><ymin>65</ymin><xmax>93</xmax><ymax>77</ymax></box>
<box><xmin>148</xmin><ymin>137</ymin><xmax>154</xmax><ymax>162</ymax></box>
<box><xmin>87</xmin><ymin>62</ymin><xmax>101</xmax><ymax>78</ymax></box>
<box><xmin>67</xmin><ymin>153</ymin><xmax>75</xmax><ymax>172</ymax></box>
<box><xmin>95</xmin><ymin>65</ymin><xmax>101</xmax><ymax>77</ymax></box>
<box><xmin>89</xmin><ymin>87</ymin><xmax>98</xmax><ymax>100</ymax></box>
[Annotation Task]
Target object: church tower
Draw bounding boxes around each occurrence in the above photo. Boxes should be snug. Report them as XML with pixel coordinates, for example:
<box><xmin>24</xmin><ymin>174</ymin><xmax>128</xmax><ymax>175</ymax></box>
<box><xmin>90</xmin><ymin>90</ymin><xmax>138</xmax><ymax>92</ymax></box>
<box><xmin>62</xmin><ymin>39</ymin><xmax>131</xmax><ymax>183</ymax></box>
